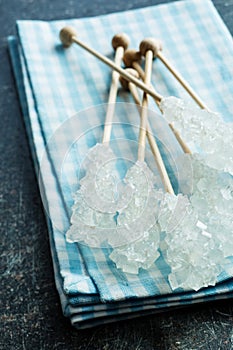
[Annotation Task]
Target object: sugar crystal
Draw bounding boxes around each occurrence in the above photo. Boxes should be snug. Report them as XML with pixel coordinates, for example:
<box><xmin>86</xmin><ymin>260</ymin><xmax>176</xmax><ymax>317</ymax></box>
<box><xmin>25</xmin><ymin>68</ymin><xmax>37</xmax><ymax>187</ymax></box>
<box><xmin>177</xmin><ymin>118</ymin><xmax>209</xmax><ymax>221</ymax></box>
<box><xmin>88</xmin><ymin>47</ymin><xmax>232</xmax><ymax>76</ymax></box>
<box><xmin>109</xmin><ymin>161</ymin><xmax>163</xmax><ymax>271</ymax></box>
<box><xmin>160</xmin><ymin>97</ymin><xmax>233</xmax><ymax>175</ymax></box>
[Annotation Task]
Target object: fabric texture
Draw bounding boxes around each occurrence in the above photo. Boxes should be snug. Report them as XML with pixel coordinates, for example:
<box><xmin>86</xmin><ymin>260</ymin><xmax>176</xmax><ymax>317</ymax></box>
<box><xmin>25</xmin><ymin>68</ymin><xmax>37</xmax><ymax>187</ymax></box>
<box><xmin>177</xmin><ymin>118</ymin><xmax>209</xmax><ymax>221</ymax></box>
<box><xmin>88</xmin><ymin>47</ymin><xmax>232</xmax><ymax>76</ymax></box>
<box><xmin>8</xmin><ymin>0</ymin><xmax>233</xmax><ymax>328</ymax></box>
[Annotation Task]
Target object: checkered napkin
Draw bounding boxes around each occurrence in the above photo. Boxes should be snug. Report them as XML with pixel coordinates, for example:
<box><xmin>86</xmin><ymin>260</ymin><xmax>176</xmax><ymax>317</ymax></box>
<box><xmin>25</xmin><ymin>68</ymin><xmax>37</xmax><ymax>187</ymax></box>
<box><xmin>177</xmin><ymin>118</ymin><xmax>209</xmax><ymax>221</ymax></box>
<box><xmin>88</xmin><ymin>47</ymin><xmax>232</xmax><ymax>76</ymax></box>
<box><xmin>8</xmin><ymin>0</ymin><xmax>233</xmax><ymax>328</ymax></box>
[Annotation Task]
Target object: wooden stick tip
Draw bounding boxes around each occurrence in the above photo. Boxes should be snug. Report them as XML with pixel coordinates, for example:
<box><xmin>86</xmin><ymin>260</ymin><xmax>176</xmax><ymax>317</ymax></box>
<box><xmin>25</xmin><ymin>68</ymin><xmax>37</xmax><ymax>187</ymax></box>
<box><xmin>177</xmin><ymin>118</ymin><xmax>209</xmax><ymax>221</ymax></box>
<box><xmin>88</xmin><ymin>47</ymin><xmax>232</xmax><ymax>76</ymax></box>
<box><xmin>123</xmin><ymin>49</ymin><xmax>142</xmax><ymax>67</ymax></box>
<box><xmin>139</xmin><ymin>38</ymin><xmax>162</xmax><ymax>58</ymax></box>
<box><xmin>119</xmin><ymin>68</ymin><xmax>139</xmax><ymax>90</ymax></box>
<box><xmin>59</xmin><ymin>26</ymin><xmax>77</xmax><ymax>47</ymax></box>
<box><xmin>112</xmin><ymin>33</ymin><xmax>130</xmax><ymax>51</ymax></box>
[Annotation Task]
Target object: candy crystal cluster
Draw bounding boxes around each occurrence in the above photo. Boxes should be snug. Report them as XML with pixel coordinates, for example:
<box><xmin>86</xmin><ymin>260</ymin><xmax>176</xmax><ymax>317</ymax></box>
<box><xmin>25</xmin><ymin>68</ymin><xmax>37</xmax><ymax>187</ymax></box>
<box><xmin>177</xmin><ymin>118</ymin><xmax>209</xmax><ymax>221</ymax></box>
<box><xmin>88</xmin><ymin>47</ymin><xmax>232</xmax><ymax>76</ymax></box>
<box><xmin>158</xmin><ymin>153</ymin><xmax>233</xmax><ymax>290</ymax></box>
<box><xmin>159</xmin><ymin>192</ymin><xmax>223</xmax><ymax>291</ymax></box>
<box><xmin>67</xmin><ymin>127</ymin><xmax>233</xmax><ymax>291</ymax></box>
<box><xmin>66</xmin><ymin>144</ymin><xmax>120</xmax><ymax>246</ymax></box>
<box><xmin>109</xmin><ymin>224</ymin><xmax>161</xmax><ymax>274</ymax></box>
<box><xmin>66</xmin><ymin>146</ymin><xmax>161</xmax><ymax>248</ymax></box>
<box><xmin>79</xmin><ymin>143</ymin><xmax>132</xmax><ymax>213</ymax></box>
<box><xmin>183</xmin><ymin>153</ymin><xmax>233</xmax><ymax>258</ymax></box>
<box><xmin>160</xmin><ymin>97</ymin><xmax>233</xmax><ymax>175</ymax></box>
<box><xmin>66</xmin><ymin>189</ymin><xmax>117</xmax><ymax>246</ymax></box>
<box><xmin>111</xmin><ymin>154</ymin><xmax>233</xmax><ymax>289</ymax></box>
<box><xmin>109</xmin><ymin>161</ymin><xmax>162</xmax><ymax>273</ymax></box>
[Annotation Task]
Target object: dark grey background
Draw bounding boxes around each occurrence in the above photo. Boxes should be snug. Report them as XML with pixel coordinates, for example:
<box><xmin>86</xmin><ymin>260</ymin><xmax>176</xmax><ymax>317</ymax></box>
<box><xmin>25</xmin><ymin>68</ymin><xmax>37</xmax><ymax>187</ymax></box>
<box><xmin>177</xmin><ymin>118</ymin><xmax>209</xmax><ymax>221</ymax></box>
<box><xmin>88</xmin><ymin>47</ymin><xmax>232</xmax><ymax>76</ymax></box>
<box><xmin>1</xmin><ymin>0</ymin><xmax>233</xmax><ymax>349</ymax></box>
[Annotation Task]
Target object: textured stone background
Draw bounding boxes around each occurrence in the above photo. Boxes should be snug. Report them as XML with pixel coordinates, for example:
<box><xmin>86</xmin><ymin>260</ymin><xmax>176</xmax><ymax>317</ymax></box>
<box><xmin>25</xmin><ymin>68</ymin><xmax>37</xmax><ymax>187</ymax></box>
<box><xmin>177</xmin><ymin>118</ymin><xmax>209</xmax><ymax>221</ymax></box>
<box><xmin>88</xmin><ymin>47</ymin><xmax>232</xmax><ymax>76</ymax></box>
<box><xmin>1</xmin><ymin>1</ymin><xmax>233</xmax><ymax>349</ymax></box>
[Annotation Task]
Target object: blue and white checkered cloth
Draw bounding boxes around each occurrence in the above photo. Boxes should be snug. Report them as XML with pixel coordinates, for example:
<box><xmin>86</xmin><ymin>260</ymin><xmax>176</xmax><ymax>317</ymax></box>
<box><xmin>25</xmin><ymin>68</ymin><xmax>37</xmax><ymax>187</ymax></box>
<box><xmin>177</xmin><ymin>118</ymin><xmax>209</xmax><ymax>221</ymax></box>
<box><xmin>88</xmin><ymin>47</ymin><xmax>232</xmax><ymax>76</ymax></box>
<box><xmin>8</xmin><ymin>0</ymin><xmax>233</xmax><ymax>328</ymax></box>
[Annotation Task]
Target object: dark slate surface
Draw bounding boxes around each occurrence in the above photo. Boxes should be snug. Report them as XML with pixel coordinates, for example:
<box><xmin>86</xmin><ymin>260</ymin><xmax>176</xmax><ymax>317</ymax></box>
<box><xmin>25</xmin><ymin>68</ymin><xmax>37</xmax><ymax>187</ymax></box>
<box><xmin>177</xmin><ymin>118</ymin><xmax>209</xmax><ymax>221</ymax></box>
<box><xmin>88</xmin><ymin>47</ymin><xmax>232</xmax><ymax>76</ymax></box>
<box><xmin>1</xmin><ymin>0</ymin><xmax>233</xmax><ymax>349</ymax></box>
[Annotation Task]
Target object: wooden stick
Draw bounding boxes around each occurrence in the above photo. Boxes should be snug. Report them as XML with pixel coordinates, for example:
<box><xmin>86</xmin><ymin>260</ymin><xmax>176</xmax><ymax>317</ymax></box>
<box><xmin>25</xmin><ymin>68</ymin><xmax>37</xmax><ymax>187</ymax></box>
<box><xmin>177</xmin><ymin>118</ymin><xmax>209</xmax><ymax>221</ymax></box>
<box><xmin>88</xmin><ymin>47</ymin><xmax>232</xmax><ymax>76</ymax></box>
<box><xmin>59</xmin><ymin>27</ymin><xmax>162</xmax><ymax>103</ymax></box>
<box><xmin>139</xmin><ymin>38</ymin><xmax>209</xmax><ymax>110</ymax></box>
<box><xmin>142</xmin><ymin>74</ymin><xmax>192</xmax><ymax>154</ymax></box>
<box><xmin>138</xmin><ymin>50</ymin><xmax>153</xmax><ymax>162</ymax></box>
<box><xmin>124</xmin><ymin>49</ymin><xmax>192</xmax><ymax>154</ymax></box>
<box><xmin>157</xmin><ymin>52</ymin><xmax>209</xmax><ymax>110</ymax></box>
<box><xmin>120</xmin><ymin>69</ymin><xmax>174</xmax><ymax>194</ymax></box>
<box><xmin>130</xmin><ymin>81</ymin><xmax>191</xmax><ymax>154</ymax></box>
<box><xmin>168</xmin><ymin>123</ymin><xmax>191</xmax><ymax>154</ymax></box>
<box><xmin>102</xmin><ymin>34</ymin><xmax>129</xmax><ymax>144</ymax></box>
<box><xmin>121</xmin><ymin>63</ymin><xmax>175</xmax><ymax>194</ymax></box>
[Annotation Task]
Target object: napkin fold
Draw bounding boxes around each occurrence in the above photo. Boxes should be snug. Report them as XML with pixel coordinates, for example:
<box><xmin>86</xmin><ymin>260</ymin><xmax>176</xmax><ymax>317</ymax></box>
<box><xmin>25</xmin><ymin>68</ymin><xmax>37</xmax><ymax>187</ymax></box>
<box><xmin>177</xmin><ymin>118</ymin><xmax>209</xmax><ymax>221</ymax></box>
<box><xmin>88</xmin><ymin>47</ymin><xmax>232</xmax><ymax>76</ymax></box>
<box><xmin>9</xmin><ymin>0</ymin><xmax>233</xmax><ymax>328</ymax></box>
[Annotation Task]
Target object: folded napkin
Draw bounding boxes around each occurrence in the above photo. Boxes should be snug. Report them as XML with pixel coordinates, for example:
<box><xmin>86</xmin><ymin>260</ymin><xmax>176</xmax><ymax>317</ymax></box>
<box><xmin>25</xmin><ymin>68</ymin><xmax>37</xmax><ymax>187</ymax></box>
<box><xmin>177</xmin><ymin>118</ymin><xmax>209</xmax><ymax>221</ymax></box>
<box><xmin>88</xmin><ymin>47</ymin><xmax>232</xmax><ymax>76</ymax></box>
<box><xmin>9</xmin><ymin>0</ymin><xmax>233</xmax><ymax>328</ymax></box>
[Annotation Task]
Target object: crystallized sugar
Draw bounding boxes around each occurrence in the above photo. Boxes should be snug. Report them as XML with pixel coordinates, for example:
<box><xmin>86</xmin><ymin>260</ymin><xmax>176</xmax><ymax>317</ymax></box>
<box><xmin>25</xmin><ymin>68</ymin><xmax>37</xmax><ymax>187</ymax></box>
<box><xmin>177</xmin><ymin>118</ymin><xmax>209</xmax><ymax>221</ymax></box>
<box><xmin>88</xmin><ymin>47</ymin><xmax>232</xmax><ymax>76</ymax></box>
<box><xmin>160</xmin><ymin>96</ymin><xmax>233</xmax><ymax>175</ymax></box>
<box><xmin>182</xmin><ymin>153</ymin><xmax>233</xmax><ymax>258</ymax></box>
<box><xmin>79</xmin><ymin>143</ymin><xmax>132</xmax><ymax>214</ymax></box>
<box><xmin>158</xmin><ymin>154</ymin><xmax>233</xmax><ymax>290</ymax></box>
<box><xmin>66</xmin><ymin>128</ymin><xmax>233</xmax><ymax>291</ymax></box>
<box><xmin>67</xmin><ymin>147</ymin><xmax>162</xmax><ymax>249</ymax></box>
<box><xmin>109</xmin><ymin>223</ymin><xmax>161</xmax><ymax>274</ymax></box>
<box><xmin>66</xmin><ymin>143</ymin><xmax>119</xmax><ymax>246</ymax></box>
<box><xmin>66</xmin><ymin>188</ymin><xmax>118</xmax><ymax>246</ymax></box>
<box><xmin>109</xmin><ymin>161</ymin><xmax>163</xmax><ymax>272</ymax></box>
<box><xmin>159</xmin><ymin>192</ymin><xmax>223</xmax><ymax>291</ymax></box>
<box><xmin>112</xmin><ymin>155</ymin><xmax>233</xmax><ymax>289</ymax></box>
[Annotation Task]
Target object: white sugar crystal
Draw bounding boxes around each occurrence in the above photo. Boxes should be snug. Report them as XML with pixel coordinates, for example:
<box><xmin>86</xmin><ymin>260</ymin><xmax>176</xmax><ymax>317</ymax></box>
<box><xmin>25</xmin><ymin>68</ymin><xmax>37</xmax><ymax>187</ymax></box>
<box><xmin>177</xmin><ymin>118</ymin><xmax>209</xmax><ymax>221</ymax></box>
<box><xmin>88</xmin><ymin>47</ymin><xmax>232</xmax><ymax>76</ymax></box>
<box><xmin>109</xmin><ymin>161</ymin><xmax>163</xmax><ymax>271</ymax></box>
<box><xmin>176</xmin><ymin>153</ymin><xmax>233</xmax><ymax>259</ymax></box>
<box><xmin>109</xmin><ymin>224</ymin><xmax>161</xmax><ymax>274</ymax></box>
<box><xmin>117</xmin><ymin>161</ymin><xmax>161</xmax><ymax>225</ymax></box>
<box><xmin>67</xmin><ymin>148</ymin><xmax>162</xmax><ymax>249</ymax></box>
<box><xmin>80</xmin><ymin>143</ymin><xmax>132</xmax><ymax>213</ymax></box>
<box><xmin>66</xmin><ymin>189</ymin><xmax>117</xmax><ymax>246</ymax></box>
<box><xmin>186</xmin><ymin>154</ymin><xmax>233</xmax><ymax>258</ymax></box>
<box><xmin>66</xmin><ymin>139</ymin><xmax>232</xmax><ymax>291</ymax></box>
<box><xmin>66</xmin><ymin>143</ymin><xmax>120</xmax><ymax>246</ymax></box>
<box><xmin>158</xmin><ymin>192</ymin><xmax>224</xmax><ymax>291</ymax></box>
<box><xmin>160</xmin><ymin>96</ymin><xmax>233</xmax><ymax>175</ymax></box>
